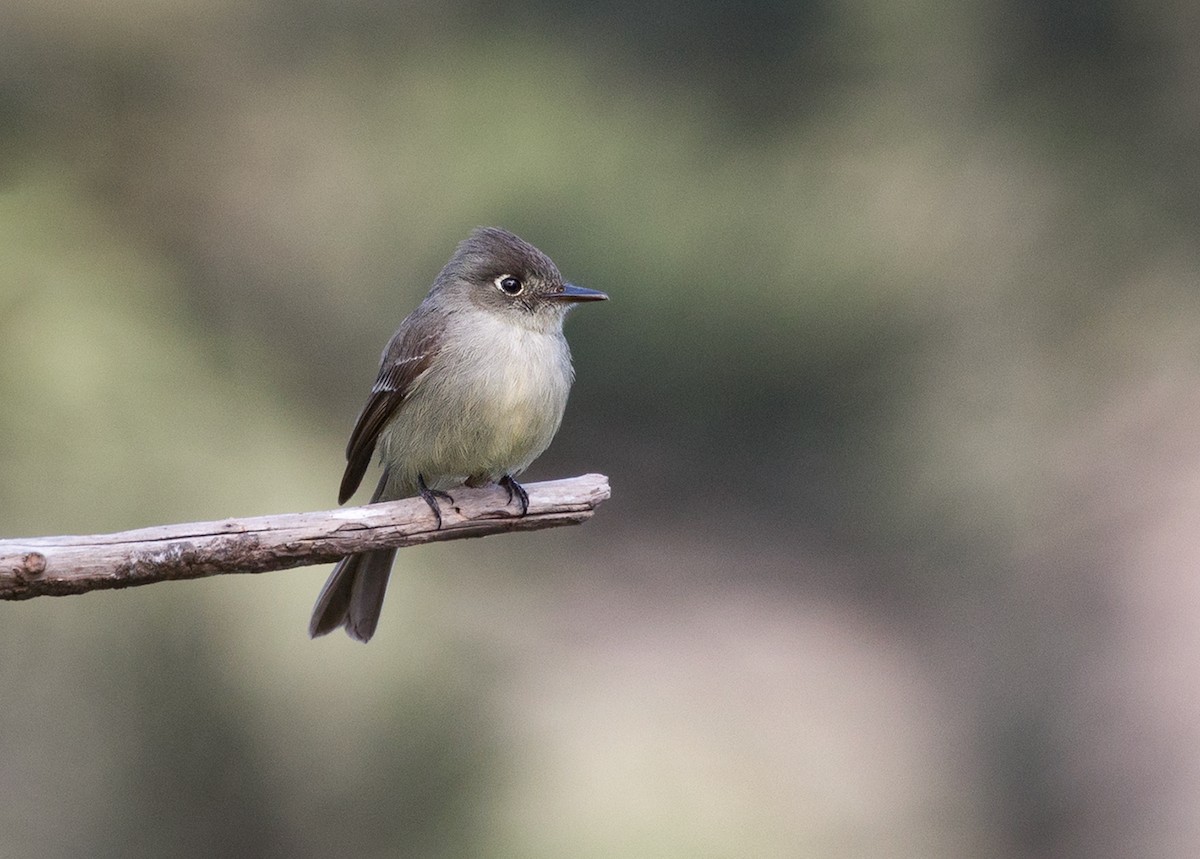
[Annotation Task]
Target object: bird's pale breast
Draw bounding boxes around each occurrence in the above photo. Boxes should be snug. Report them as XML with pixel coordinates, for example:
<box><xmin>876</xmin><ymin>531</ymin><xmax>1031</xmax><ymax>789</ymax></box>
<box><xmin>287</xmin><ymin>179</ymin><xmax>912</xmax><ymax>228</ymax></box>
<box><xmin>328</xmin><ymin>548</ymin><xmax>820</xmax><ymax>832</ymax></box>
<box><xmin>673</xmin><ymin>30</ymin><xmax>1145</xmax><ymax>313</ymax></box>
<box><xmin>377</xmin><ymin>310</ymin><xmax>574</xmax><ymax>497</ymax></box>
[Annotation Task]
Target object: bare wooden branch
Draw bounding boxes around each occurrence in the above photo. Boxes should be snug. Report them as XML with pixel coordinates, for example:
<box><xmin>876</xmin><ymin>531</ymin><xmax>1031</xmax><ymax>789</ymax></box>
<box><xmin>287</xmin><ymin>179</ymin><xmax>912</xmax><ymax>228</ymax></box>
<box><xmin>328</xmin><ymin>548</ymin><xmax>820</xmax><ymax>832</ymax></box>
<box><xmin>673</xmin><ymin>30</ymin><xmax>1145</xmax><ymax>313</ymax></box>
<box><xmin>0</xmin><ymin>473</ymin><xmax>610</xmax><ymax>600</ymax></box>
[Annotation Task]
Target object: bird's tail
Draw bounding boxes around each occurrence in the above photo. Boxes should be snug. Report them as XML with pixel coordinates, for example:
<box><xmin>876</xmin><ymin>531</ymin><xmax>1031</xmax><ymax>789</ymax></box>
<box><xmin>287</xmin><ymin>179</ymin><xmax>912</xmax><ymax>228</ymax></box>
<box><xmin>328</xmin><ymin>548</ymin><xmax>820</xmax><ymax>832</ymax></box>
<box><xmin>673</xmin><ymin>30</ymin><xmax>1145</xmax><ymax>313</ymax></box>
<box><xmin>308</xmin><ymin>547</ymin><xmax>396</xmax><ymax>642</ymax></box>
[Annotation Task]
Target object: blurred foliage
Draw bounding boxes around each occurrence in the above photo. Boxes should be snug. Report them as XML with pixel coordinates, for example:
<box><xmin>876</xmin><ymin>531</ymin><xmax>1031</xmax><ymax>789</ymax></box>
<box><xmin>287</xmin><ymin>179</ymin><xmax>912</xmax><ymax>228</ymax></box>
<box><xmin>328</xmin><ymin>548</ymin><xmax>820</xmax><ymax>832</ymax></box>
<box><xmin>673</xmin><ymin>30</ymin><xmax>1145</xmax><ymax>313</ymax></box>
<box><xmin>3</xmin><ymin>0</ymin><xmax>1200</xmax><ymax>857</ymax></box>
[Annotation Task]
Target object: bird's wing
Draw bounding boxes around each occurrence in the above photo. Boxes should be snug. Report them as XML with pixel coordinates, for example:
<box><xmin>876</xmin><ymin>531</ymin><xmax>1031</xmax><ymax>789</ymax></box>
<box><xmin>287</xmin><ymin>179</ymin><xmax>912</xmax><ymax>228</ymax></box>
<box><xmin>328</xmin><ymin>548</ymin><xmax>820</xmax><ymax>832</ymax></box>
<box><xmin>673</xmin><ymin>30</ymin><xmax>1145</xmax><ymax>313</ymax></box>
<box><xmin>339</xmin><ymin>315</ymin><xmax>441</xmax><ymax>504</ymax></box>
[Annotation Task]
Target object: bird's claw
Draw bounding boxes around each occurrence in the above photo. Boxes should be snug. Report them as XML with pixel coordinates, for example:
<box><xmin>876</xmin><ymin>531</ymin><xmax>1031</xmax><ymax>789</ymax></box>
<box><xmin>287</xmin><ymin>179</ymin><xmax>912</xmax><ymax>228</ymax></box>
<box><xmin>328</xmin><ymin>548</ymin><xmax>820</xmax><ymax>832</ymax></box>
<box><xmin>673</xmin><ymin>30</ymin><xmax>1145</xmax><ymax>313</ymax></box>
<box><xmin>499</xmin><ymin>475</ymin><xmax>529</xmax><ymax>517</ymax></box>
<box><xmin>417</xmin><ymin>474</ymin><xmax>454</xmax><ymax>529</ymax></box>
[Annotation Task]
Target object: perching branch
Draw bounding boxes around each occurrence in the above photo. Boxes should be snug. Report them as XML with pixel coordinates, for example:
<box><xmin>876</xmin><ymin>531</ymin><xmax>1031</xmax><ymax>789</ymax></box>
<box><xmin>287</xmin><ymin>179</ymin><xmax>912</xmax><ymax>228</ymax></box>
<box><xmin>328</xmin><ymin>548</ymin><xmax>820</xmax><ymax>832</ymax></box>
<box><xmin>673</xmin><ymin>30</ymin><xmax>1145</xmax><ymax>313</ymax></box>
<box><xmin>0</xmin><ymin>473</ymin><xmax>610</xmax><ymax>600</ymax></box>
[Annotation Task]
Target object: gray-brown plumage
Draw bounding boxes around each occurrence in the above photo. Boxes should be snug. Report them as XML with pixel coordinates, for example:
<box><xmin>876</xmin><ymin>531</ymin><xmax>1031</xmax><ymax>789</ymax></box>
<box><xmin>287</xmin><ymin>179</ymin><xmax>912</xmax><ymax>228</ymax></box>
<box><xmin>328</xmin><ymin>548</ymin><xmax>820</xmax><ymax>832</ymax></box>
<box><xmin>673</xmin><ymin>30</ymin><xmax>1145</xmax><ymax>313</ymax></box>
<box><xmin>310</xmin><ymin>227</ymin><xmax>606</xmax><ymax>642</ymax></box>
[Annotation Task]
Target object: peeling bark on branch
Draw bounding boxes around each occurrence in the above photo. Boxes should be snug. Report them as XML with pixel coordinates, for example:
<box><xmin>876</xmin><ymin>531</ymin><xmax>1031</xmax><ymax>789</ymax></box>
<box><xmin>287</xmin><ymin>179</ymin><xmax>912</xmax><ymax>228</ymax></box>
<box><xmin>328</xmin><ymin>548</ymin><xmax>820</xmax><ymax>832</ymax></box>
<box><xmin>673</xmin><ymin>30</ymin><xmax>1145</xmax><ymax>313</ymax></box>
<box><xmin>0</xmin><ymin>474</ymin><xmax>610</xmax><ymax>600</ymax></box>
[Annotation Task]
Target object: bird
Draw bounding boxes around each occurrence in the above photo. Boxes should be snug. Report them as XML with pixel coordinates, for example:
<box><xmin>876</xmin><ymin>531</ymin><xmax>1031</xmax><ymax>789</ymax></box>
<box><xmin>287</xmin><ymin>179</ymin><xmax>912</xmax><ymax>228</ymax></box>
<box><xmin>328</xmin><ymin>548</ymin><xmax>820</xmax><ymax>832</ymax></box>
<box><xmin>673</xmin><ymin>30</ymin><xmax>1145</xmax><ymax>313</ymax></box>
<box><xmin>309</xmin><ymin>227</ymin><xmax>607</xmax><ymax>642</ymax></box>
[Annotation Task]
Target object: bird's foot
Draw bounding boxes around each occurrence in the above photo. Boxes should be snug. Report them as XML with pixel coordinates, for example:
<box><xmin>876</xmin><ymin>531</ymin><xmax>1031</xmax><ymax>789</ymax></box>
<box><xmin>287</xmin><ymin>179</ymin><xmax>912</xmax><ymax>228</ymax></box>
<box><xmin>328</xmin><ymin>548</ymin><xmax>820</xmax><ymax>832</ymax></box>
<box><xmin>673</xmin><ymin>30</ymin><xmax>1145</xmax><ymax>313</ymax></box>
<box><xmin>499</xmin><ymin>474</ymin><xmax>530</xmax><ymax>517</ymax></box>
<box><xmin>417</xmin><ymin>474</ymin><xmax>455</xmax><ymax>529</ymax></box>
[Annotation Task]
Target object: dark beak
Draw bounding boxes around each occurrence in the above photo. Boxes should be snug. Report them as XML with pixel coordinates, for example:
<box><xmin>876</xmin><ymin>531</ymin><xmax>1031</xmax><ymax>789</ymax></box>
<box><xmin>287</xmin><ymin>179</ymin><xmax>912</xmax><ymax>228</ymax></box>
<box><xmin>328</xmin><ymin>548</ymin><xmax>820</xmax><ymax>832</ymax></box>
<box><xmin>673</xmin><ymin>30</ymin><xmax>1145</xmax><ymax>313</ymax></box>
<box><xmin>553</xmin><ymin>283</ymin><xmax>608</xmax><ymax>302</ymax></box>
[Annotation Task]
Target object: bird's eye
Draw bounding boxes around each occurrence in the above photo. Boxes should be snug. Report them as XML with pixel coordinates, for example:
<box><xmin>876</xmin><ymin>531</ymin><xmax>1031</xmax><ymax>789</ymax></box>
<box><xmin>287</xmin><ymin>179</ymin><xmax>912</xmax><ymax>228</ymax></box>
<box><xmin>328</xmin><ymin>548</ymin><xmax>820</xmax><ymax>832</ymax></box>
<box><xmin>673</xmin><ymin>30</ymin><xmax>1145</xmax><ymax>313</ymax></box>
<box><xmin>495</xmin><ymin>274</ymin><xmax>523</xmax><ymax>296</ymax></box>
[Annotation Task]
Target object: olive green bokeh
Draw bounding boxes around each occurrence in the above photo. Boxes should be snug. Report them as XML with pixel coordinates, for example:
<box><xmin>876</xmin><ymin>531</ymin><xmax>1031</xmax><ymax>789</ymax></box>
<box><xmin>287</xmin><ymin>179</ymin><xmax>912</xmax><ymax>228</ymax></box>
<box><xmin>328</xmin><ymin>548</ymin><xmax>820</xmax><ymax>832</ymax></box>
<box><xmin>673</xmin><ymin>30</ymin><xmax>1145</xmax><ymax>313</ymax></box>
<box><xmin>4</xmin><ymin>1</ymin><xmax>1200</xmax><ymax>857</ymax></box>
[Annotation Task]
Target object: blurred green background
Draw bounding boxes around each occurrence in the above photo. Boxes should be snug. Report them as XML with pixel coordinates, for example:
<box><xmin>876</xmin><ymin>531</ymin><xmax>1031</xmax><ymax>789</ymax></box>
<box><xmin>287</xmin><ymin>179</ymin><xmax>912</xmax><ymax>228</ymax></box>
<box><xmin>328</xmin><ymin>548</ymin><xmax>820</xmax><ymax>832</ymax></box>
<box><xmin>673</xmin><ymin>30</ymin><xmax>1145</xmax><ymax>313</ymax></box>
<box><xmin>4</xmin><ymin>0</ymin><xmax>1200</xmax><ymax>856</ymax></box>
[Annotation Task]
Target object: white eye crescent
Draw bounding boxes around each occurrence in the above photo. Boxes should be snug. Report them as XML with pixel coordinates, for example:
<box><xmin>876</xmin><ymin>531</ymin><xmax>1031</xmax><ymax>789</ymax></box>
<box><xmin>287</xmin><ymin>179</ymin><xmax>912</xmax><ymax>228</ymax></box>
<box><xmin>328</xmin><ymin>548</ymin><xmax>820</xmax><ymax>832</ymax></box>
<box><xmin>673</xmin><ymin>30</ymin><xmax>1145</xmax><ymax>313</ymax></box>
<box><xmin>495</xmin><ymin>274</ymin><xmax>523</xmax><ymax>295</ymax></box>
